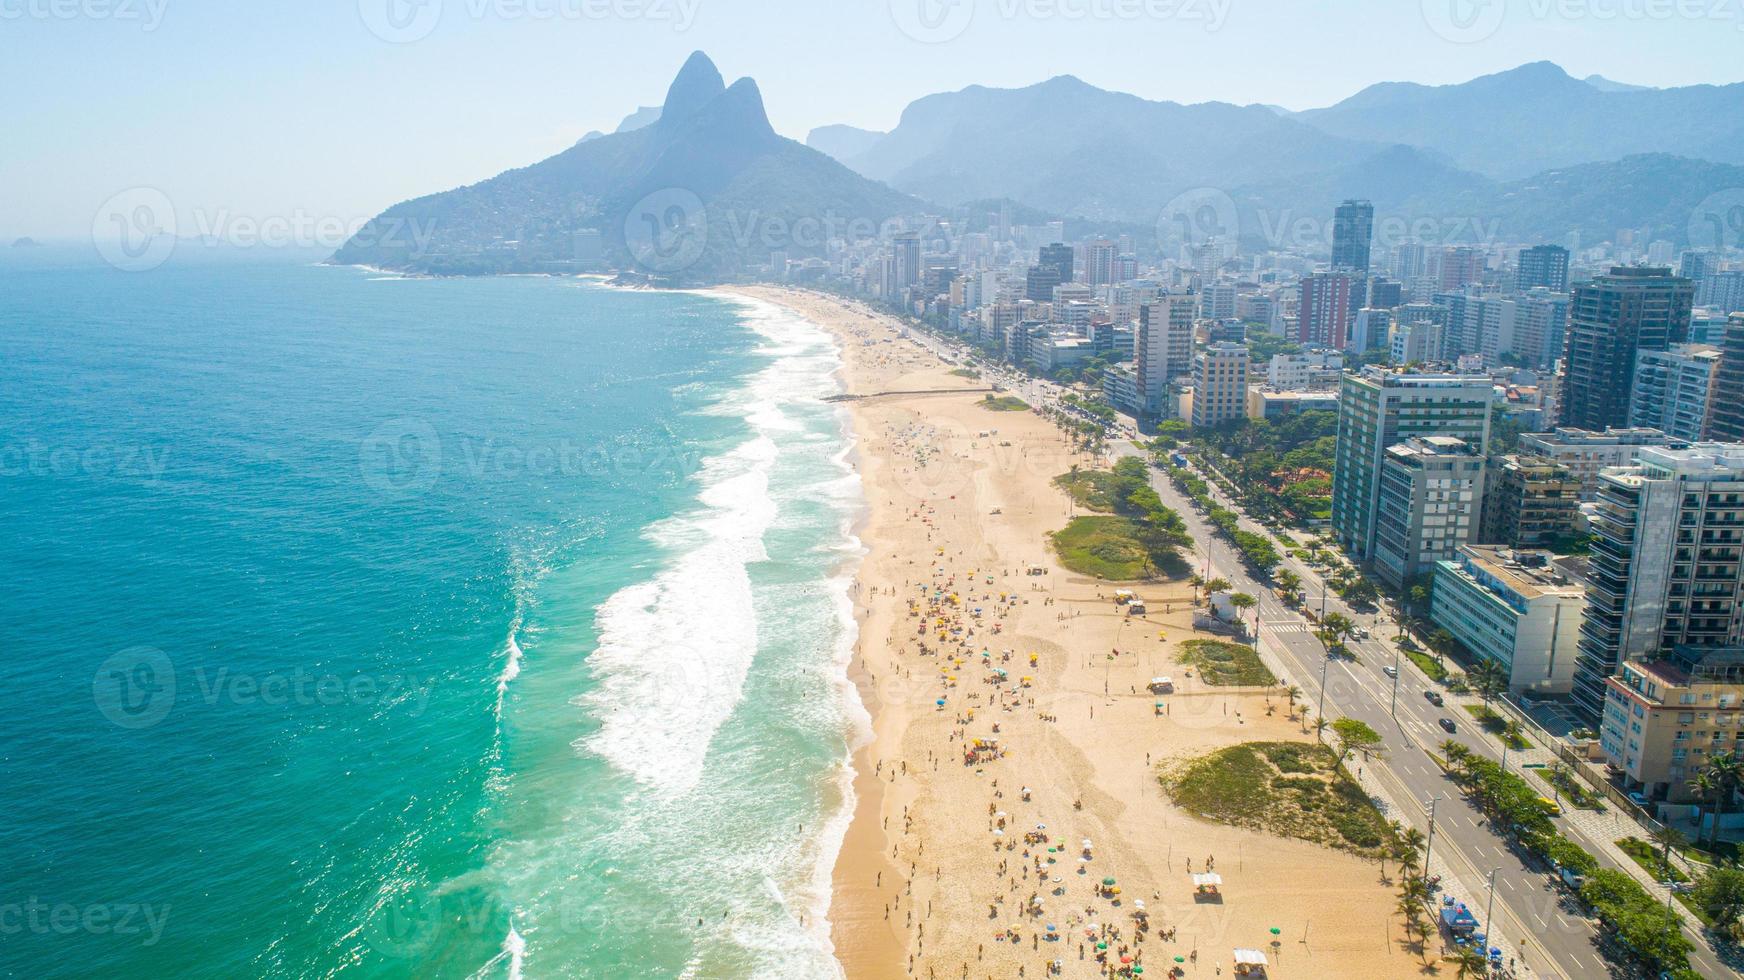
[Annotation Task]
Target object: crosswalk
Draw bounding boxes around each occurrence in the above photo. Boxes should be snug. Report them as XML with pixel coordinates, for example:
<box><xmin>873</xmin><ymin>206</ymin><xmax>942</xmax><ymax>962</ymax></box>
<box><xmin>1262</xmin><ymin>621</ymin><xmax>1313</xmax><ymax>634</ymax></box>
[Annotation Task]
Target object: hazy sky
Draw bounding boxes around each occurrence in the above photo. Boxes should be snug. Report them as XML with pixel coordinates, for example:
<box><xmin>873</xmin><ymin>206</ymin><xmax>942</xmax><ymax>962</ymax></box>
<box><xmin>6</xmin><ymin>0</ymin><xmax>1742</xmax><ymax>241</ymax></box>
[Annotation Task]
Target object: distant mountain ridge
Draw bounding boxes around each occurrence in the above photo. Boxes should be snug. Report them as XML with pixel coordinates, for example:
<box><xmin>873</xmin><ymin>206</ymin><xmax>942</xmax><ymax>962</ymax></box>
<box><xmin>333</xmin><ymin>53</ymin><xmax>917</xmax><ymax>279</ymax></box>
<box><xmin>1298</xmin><ymin>61</ymin><xmax>1744</xmax><ymax>178</ymax></box>
<box><xmin>805</xmin><ymin>62</ymin><xmax>1744</xmax><ymax>247</ymax></box>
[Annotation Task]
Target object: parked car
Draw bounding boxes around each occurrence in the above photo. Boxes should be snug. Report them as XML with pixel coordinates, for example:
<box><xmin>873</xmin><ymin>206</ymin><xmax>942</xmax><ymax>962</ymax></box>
<box><xmin>1627</xmin><ymin>791</ymin><xmax>1651</xmax><ymax>809</ymax></box>
<box><xmin>1439</xmin><ymin>717</ymin><xmax>1458</xmax><ymax>733</ymax></box>
<box><xmin>1355</xmin><ymin>627</ymin><xmax>1370</xmax><ymax>639</ymax></box>
<box><xmin>1424</xmin><ymin>690</ymin><xmax>1445</xmax><ymax>706</ymax></box>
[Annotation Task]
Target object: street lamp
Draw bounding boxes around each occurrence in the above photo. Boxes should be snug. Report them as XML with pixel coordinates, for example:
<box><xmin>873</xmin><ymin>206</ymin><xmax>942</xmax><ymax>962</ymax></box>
<box><xmin>1389</xmin><ymin>644</ymin><xmax>1401</xmax><ymax>718</ymax></box>
<box><xmin>1423</xmin><ymin>795</ymin><xmax>1446</xmax><ymax>880</ymax></box>
<box><xmin>1482</xmin><ymin>868</ymin><xmax>1500</xmax><ymax>953</ymax></box>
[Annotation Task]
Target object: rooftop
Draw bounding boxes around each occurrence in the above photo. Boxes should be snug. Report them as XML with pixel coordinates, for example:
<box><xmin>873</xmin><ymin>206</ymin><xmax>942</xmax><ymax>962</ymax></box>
<box><xmin>1458</xmin><ymin>545</ymin><xmax>1583</xmax><ymax>600</ymax></box>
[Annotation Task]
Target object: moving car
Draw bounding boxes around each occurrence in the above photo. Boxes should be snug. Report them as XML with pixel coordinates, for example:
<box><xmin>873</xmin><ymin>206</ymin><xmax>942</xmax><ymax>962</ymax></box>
<box><xmin>1382</xmin><ymin>665</ymin><xmax>1398</xmax><ymax>678</ymax></box>
<box><xmin>1439</xmin><ymin>717</ymin><xmax>1458</xmax><ymax>733</ymax></box>
<box><xmin>1424</xmin><ymin>690</ymin><xmax>1445</xmax><ymax>706</ymax></box>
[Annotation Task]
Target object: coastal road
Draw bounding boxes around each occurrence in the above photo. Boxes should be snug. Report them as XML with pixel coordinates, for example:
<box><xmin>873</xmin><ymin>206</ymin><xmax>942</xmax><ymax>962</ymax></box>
<box><xmin>1163</xmin><ymin>450</ymin><xmax>1738</xmax><ymax>979</ymax></box>
<box><xmin>1118</xmin><ymin>445</ymin><xmax>1639</xmax><ymax>980</ymax></box>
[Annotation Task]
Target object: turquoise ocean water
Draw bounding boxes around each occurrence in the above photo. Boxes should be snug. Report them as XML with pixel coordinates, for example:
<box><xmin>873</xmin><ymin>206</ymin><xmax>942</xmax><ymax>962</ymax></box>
<box><xmin>0</xmin><ymin>249</ymin><xmax>866</xmax><ymax>978</ymax></box>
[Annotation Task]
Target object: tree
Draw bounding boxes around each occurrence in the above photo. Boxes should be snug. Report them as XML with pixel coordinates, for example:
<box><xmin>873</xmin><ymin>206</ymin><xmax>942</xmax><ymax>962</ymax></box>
<box><xmin>1445</xmin><ymin>945</ymin><xmax>1488</xmax><ymax>978</ymax></box>
<box><xmin>1691</xmin><ymin>751</ymin><xmax>1744</xmax><ymax>848</ymax></box>
<box><xmin>1651</xmin><ymin>825</ymin><xmax>1688</xmax><ymax>882</ymax></box>
<box><xmin>1333</xmin><ymin>717</ymin><xmax>1385</xmax><ymax>765</ymax></box>
<box><xmin>1275</xmin><ymin>568</ymin><xmax>1302</xmax><ymax>603</ymax></box>
<box><xmin>1441</xmin><ymin>740</ymin><xmax>1471</xmax><ymax>778</ymax></box>
<box><xmin>1468</xmin><ymin>659</ymin><xmax>1508</xmax><ymax>703</ymax></box>
<box><xmin>1693</xmin><ymin>865</ymin><xmax>1744</xmax><ymax>929</ymax></box>
<box><xmin>1229</xmin><ymin>592</ymin><xmax>1258</xmax><ymax>637</ymax></box>
<box><xmin>1426</xmin><ymin>628</ymin><xmax>1456</xmax><ymax>666</ymax></box>
<box><xmin>1283</xmin><ymin>684</ymin><xmax>1302</xmax><ymax>720</ymax></box>
<box><xmin>1320</xmin><ymin>611</ymin><xmax>1357</xmax><ymax>656</ymax></box>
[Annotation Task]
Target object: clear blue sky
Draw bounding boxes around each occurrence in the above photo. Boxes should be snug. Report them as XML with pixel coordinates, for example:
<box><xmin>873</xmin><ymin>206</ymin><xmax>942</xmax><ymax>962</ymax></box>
<box><xmin>5</xmin><ymin>0</ymin><xmax>1741</xmax><ymax>240</ymax></box>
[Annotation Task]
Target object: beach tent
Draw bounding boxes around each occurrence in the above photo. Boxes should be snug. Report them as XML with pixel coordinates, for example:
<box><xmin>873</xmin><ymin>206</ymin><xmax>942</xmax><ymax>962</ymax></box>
<box><xmin>1191</xmin><ymin>872</ymin><xmax>1222</xmax><ymax>895</ymax></box>
<box><xmin>1233</xmin><ymin>948</ymin><xmax>1267</xmax><ymax>975</ymax></box>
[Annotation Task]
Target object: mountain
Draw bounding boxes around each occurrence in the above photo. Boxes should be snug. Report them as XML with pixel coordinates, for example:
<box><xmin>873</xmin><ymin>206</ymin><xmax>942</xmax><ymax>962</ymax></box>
<box><xmin>830</xmin><ymin>74</ymin><xmax>1383</xmax><ymax>222</ymax></box>
<box><xmin>1298</xmin><ymin>62</ymin><xmax>1744</xmax><ymax>178</ymax></box>
<box><xmin>615</xmin><ymin>105</ymin><xmax>662</xmax><ymax>133</ymax></box>
<box><xmin>1582</xmin><ymin>74</ymin><xmax>1653</xmax><ymax>93</ymax></box>
<box><xmin>332</xmin><ymin>52</ymin><xmax>919</xmax><ymax>279</ymax></box>
<box><xmin>807</xmin><ymin>124</ymin><xmax>886</xmax><ymax>163</ymax></box>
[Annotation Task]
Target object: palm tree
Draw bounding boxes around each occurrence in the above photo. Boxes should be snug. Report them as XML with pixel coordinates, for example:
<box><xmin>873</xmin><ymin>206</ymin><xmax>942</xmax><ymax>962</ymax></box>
<box><xmin>1426</xmin><ymin>628</ymin><xmax>1456</xmax><ymax>666</ymax></box>
<box><xmin>1651</xmin><ymin>825</ymin><xmax>1688</xmax><ymax>881</ymax></box>
<box><xmin>1445</xmin><ymin>944</ymin><xmax>1488</xmax><ymax>978</ymax></box>
<box><xmin>1691</xmin><ymin>751</ymin><xmax>1744</xmax><ymax>848</ymax></box>
<box><xmin>1284</xmin><ymin>684</ymin><xmax>1302</xmax><ymax>719</ymax></box>
<box><xmin>1441</xmin><ymin>740</ymin><xmax>1471</xmax><ymax>778</ymax></box>
<box><xmin>1230</xmin><ymin>592</ymin><xmax>1258</xmax><ymax>638</ymax></box>
<box><xmin>1314</xmin><ymin>715</ymin><xmax>1329</xmax><ymax>744</ymax></box>
<box><xmin>1188</xmin><ymin>573</ymin><xmax>1204</xmax><ymax>602</ymax></box>
<box><xmin>1469</xmin><ymin>659</ymin><xmax>1508</xmax><ymax>704</ymax></box>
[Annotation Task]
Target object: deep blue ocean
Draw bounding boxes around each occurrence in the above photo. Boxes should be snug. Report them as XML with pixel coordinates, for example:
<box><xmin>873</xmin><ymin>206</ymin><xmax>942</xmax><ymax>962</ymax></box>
<box><xmin>0</xmin><ymin>248</ymin><xmax>865</xmax><ymax>978</ymax></box>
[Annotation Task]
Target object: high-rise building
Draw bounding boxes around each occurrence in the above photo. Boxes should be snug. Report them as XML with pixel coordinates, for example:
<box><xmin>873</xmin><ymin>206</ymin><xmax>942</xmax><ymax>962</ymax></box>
<box><xmin>1572</xmin><ymin>443</ymin><xmax>1744</xmax><ymax>721</ymax></box>
<box><xmin>1478</xmin><ymin>454</ymin><xmax>1580</xmax><ymax>548</ymax></box>
<box><xmin>1559</xmin><ymin>266</ymin><xmax>1695</xmax><ymax>431</ymax></box>
<box><xmin>1331</xmin><ymin>200</ymin><xmax>1374</xmax><ymax>274</ymax></box>
<box><xmin>1629</xmin><ymin>344</ymin><xmax>1721</xmax><ymax>442</ymax></box>
<box><xmin>1516</xmin><ymin>244</ymin><xmax>1570</xmax><ymax>293</ymax></box>
<box><xmin>1199</xmin><ymin>282</ymin><xmax>1237</xmax><ymax>321</ymax></box>
<box><xmin>1708</xmin><ymin>315</ymin><xmax>1744</xmax><ymax>441</ymax></box>
<box><xmin>1190</xmin><ymin>343</ymin><xmax>1250</xmax><ymax>428</ymax></box>
<box><xmin>1039</xmin><ymin>242</ymin><xmax>1075</xmax><ymax>285</ymax></box>
<box><xmin>1368</xmin><ymin>278</ymin><xmax>1404</xmax><ymax>310</ymax></box>
<box><xmin>1517</xmin><ymin>426</ymin><xmax>1681</xmax><ymax>500</ymax></box>
<box><xmin>1512</xmin><ymin>289</ymin><xmax>1571</xmax><ymax>369</ymax></box>
<box><xmin>1352</xmin><ymin>308</ymin><xmax>1391</xmax><ymax>355</ymax></box>
<box><xmin>1371</xmin><ymin>436</ymin><xmax>1486</xmax><ymax>588</ymax></box>
<box><xmin>1297</xmin><ymin>272</ymin><xmax>1353</xmax><ymax>349</ymax></box>
<box><xmin>1085</xmin><ymin>239</ymin><xmax>1116</xmax><ymax>287</ymax></box>
<box><xmin>1705</xmin><ymin>271</ymin><xmax>1744</xmax><ymax>315</ymax></box>
<box><xmin>1136</xmin><ymin>296</ymin><xmax>1195</xmax><ymax>417</ymax></box>
<box><xmin>893</xmin><ymin>233</ymin><xmax>922</xmax><ymax>290</ymax></box>
<box><xmin>1431</xmin><ymin>545</ymin><xmax>1584</xmax><ymax>695</ymax></box>
<box><xmin>1390</xmin><ymin>318</ymin><xmax>1445</xmax><ymax>365</ymax></box>
<box><xmin>1024</xmin><ymin>264</ymin><xmax>1062</xmax><ymax>303</ymax></box>
<box><xmin>1332</xmin><ymin>368</ymin><xmax>1494</xmax><ymax>560</ymax></box>
<box><xmin>1438</xmin><ymin>246</ymin><xmax>1485</xmax><ymax>290</ymax></box>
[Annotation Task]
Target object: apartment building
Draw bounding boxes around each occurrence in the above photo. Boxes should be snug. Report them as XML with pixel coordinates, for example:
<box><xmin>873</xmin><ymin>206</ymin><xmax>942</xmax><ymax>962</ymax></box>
<box><xmin>1602</xmin><ymin>647</ymin><xmax>1744</xmax><ymax>803</ymax></box>
<box><xmin>1431</xmin><ymin>545</ymin><xmax>1583</xmax><ymax>694</ymax></box>
<box><xmin>1371</xmin><ymin>436</ymin><xmax>1486</xmax><ymax>588</ymax></box>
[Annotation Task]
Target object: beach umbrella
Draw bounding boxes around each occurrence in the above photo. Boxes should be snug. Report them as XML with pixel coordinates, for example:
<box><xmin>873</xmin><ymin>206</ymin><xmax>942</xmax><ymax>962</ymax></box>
<box><xmin>1269</xmin><ymin>927</ymin><xmax>1280</xmax><ymax>936</ymax></box>
<box><xmin>1096</xmin><ymin>942</ymin><xmax>1108</xmax><ymax>950</ymax></box>
<box><xmin>1046</xmin><ymin>924</ymin><xmax>1056</xmax><ymax>932</ymax></box>
<box><xmin>1174</xmin><ymin>956</ymin><xmax>1185</xmax><ymax>963</ymax></box>
<box><xmin>1103</xmin><ymin>877</ymin><xmax>1117</xmax><ymax>886</ymax></box>
<box><xmin>1131</xmin><ymin>966</ymin><xmax>1143</xmax><ymax>974</ymax></box>
<box><xmin>936</xmin><ymin>699</ymin><xmax>946</xmax><ymax>706</ymax></box>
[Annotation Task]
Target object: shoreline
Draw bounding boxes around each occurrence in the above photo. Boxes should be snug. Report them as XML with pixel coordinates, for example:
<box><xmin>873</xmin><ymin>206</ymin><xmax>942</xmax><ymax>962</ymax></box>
<box><xmin>719</xmin><ymin>285</ymin><xmax>1405</xmax><ymax>980</ymax></box>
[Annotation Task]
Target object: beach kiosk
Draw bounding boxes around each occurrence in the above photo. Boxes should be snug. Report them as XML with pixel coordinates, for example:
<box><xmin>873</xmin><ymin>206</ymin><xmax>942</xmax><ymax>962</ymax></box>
<box><xmin>1232</xmin><ymin>948</ymin><xmax>1267</xmax><ymax>976</ymax></box>
<box><xmin>1148</xmin><ymin>677</ymin><xmax>1174</xmax><ymax>694</ymax></box>
<box><xmin>1438</xmin><ymin>901</ymin><xmax>1478</xmax><ymax>938</ymax></box>
<box><xmin>1191</xmin><ymin>872</ymin><xmax>1222</xmax><ymax>900</ymax></box>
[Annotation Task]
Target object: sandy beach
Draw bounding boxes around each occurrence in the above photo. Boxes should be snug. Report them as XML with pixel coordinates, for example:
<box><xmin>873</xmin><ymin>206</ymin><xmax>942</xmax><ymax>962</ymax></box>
<box><xmin>723</xmin><ymin>286</ymin><xmax>1411</xmax><ymax>980</ymax></box>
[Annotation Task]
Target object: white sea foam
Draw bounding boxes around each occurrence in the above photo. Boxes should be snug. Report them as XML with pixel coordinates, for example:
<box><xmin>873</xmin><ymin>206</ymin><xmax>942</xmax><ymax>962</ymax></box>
<box><xmin>573</xmin><ymin>292</ymin><xmax>869</xmax><ymax>977</ymax></box>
